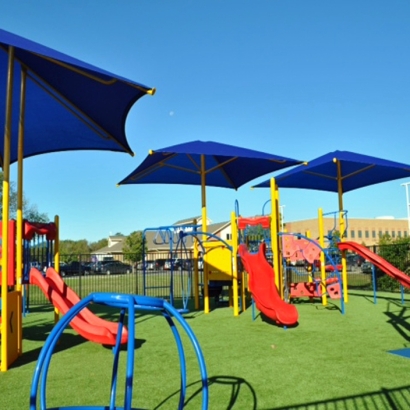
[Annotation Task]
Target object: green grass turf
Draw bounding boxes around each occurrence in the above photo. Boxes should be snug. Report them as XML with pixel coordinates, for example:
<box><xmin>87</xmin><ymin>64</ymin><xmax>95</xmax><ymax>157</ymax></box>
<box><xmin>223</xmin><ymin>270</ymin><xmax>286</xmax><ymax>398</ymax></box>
<box><xmin>1</xmin><ymin>290</ymin><xmax>410</xmax><ymax>409</ymax></box>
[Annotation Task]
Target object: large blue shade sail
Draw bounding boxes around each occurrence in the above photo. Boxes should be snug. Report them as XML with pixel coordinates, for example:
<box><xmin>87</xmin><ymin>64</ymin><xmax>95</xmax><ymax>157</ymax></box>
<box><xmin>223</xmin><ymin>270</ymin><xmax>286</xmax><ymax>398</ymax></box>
<box><xmin>0</xmin><ymin>28</ymin><xmax>155</xmax><ymax>164</ymax></box>
<box><xmin>118</xmin><ymin>140</ymin><xmax>303</xmax><ymax>190</ymax></box>
<box><xmin>252</xmin><ymin>150</ymin><xmax>410</xmax><ymax>193</ymax></box>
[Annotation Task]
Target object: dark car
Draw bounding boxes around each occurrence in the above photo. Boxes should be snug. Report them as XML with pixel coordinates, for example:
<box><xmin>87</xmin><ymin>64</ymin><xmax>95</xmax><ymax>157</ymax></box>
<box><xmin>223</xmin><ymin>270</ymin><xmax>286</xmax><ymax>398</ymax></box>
<box><xmin>361</xmin><ymin>262</ymin><xmax>373</xmax><ymax>274</ymax></box>
<box><xmin>91</xmin><ymin>260</ymin><xmax>118</xmax><ymax>274</ymax></box>
<box><xmin>60</xmin><ymin>262</ymin><xmax>91</xmax><ymax>277</ymax></box>
<box><xmin>100</xmin><ymin>261</ymin><xmax>132</xmax><ymax>275</ymax></box>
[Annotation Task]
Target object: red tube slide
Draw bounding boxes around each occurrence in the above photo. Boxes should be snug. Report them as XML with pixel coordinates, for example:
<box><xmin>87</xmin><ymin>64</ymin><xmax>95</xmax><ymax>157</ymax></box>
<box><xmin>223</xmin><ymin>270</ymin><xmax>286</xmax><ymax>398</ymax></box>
<box><xmin>338</xmin><ymin>241</ymin><xmax>410</xmax><ymax>289</ymax></box>
<box><xmin>239</xmin><ymin>243</ymin><xmax>298</xmax><ymax>326</ymax></box>
<box><xmin>30</xmin><ymin>268</ymin><xmax>128</xmax><ymax>345</ymax></box>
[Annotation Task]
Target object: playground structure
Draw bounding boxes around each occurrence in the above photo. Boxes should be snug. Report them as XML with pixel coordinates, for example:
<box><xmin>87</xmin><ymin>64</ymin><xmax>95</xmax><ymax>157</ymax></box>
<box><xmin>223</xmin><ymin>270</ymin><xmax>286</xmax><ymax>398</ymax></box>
<box><xmin>141</xmin><ymin>224</ymin><xmax>201</xmax><ymax>313</ymax></box>
<box><xmin>3</xmin><ymin>177</ymin><xmax>410</xmax><ymax>376</ymax></box>
<box><xmin>30</xmin><ymin>267</ymin><xmax>129</xmax><ymax>345</ymax></box>
<box><xmin>141</xmin><ymin>218</ymin><xmax>245</xmax><ymax>316</ymax></box>
<box><xmin>137</xmin><ymin>178</ymin><xmax>348</xmax><ymax>325</ymax></box>
<box><xmin>30</xmin><ymin>292</ymin><xmax>208</xmax><ymax>410</ymax></box>
<box><xmin>0</xmin><ymin>217</ymin><xmax>61</xmax><ymax>371</ymax></box>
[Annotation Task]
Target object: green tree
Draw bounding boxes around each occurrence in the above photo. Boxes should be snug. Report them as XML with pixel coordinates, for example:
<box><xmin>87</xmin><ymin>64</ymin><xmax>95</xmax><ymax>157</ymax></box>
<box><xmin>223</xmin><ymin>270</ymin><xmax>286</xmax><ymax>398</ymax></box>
<box><xmin>0</xmin><ymin>171</ymin><xmax>48</xmax><ymax>222</ymax></box>
<box><xmin>89</xmin><ymin>238</ymin><xmax>108</xmax><ymax>252</ymax></box>
<box><xmin>123</xmin><ymin>231</ymin><xmax>146</xmax><ymax>263</ymax></box>
<box><xmin>59</xmin><ymin>239</ymin><xmax>90</xmax><ymax>263</ymax></box>
<box><xmin>376</xmin><ymin>234</ymin><xmax>410</xmax><ymax>291</ymax></box>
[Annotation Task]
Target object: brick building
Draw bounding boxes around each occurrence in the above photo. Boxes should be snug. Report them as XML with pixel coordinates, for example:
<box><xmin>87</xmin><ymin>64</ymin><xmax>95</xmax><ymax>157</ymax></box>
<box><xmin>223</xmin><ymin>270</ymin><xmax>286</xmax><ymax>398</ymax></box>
<box><xmin>285</xmin><ymin>217</ymin><xmax>409</xmax><ymax>246</ymax></box>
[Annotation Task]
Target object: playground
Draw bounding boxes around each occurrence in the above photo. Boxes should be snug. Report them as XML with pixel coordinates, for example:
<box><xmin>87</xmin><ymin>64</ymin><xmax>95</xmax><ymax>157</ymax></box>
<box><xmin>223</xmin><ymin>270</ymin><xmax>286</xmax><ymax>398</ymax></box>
<box><xmin>2</xmin><ymin>187</ymin><xmax>410</xmax><ymax>408</ymax></box>
<box><xmin>3</xmin><ymin>28</ymin><xmax>410</xmax><ymax>410</ymax></box>
<box><xmin>1</xmin><ymin>289</ymin><xmax>410</xmax><ymax>409</ymax></box>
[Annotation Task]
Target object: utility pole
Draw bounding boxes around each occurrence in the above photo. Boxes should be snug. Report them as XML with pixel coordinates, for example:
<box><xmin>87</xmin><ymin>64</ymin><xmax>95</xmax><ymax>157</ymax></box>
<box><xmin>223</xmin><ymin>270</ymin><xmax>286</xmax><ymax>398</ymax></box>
<box><xmin>401</xmin><ymin>182</ymin><xmax>410</xmax><ymax>234</ymax></box>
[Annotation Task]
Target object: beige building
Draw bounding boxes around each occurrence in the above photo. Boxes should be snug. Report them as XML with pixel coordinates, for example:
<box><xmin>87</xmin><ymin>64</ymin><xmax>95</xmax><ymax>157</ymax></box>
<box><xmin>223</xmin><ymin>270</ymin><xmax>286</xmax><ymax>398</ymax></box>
<box><xmin>94</xmin><ymin>216</ymin><xmax>409</xmax><ymax>257</ymax></box>
<box><xmin>285</xmin><ymin>217</ymin><xmax>409</xmax><ymax>246</ymax></box>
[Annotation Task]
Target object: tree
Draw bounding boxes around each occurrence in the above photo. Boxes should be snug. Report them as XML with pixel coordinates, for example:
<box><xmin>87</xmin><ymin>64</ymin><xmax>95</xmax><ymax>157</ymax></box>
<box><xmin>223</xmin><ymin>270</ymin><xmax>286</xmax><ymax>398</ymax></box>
<box><xmin>89</xmin><ymin>238</ymin><xmax>108</xmax><ymax>252</ymax></box>
<box><xmin>59</xmin><ymin>239</ymin><xmax>90</xmax><ymax>262</ymax></box>
<box><xmin>378</xmin><ymin>234</ymin><xmax>410</xmax><ymax>272</ymax></box>
<box><xmin>123</xmin><ymin>231</ymin><xmax>146</xmax><ymax>263</ymax></box>
<box><xmin>0</xmin><ymin>171</ymin><xmax>48</xmax><ymax>222</ymax></box>
<box><xmin>376</xmin><ymin>234</ymin><xmax>410</xmax><ymax>291</ymax></box>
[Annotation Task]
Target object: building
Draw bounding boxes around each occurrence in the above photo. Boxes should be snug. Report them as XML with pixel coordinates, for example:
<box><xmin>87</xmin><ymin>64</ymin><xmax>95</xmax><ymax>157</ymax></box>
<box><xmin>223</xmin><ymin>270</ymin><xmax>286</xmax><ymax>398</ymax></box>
<box><xmin>92</xmin><ymin>216</ymin><xmax>231</xmax><ymax>259</ymax></box>
<box><xmin>91</xmin><ymin>235</ymin><xmax>127</xmax><ymax>261</ymax></box>
<box><xmin>285</xmin><ymin>217</ymin><xmax>409</xmax><ymax>246</ymax></box>
<box><xmin>93</xmin><ymin>214</ymin><xmax>408</xmax><ymax>258</ymax></box>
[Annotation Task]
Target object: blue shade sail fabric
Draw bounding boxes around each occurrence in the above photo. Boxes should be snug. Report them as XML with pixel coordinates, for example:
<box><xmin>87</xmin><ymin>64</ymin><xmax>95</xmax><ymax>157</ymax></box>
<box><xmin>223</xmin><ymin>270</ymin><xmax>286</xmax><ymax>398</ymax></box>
<box><xmin>118</xmin><ymin>140</ymin><xmax>304</xmax><ymax>189</ymax></box>
<box><xmin>252</xmin><ymin>150</ymin><xmax>410</xmax><ymax>193</ymax></box>
<box><xmin>0</xmin><ymin>28</ymin><xmax>154</xmax><ymax>164</ymax></box>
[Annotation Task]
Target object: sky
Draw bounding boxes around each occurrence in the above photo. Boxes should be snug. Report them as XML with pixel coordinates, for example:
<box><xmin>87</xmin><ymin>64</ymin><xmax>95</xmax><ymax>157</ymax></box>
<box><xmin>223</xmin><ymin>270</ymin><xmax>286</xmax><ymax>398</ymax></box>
<box><xmin>2</xmin><ymin>1</ymin><xmax>410</xmax><ymax>242</ymax></box>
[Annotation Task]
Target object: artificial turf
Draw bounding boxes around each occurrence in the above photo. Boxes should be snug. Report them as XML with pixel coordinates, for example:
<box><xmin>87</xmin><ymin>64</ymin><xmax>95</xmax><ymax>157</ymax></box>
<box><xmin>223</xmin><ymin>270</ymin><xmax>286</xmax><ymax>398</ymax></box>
<box><xmin>1</xmin><ymin>290</ymin><xmax>410</xmax><ymax>409</ymax></box>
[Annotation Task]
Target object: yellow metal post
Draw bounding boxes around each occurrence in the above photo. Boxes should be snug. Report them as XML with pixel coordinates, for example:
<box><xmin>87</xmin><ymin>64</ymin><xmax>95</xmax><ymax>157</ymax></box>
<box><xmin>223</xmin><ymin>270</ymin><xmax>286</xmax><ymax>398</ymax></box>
<box><xmin>270</xmin><ymin>178</ymin><xmax>281</xmax><ymax>297</ymax></box>
<box><xmin>15</xmin><ymin>67</ymin><xmax>27</xmax><ymax>357</ymax></box>
<box><xmin>339</xmin><ymin>211</ymin><xmax>349</xmax><ymax>303</ymax></box>
<box><xmin>193</xmin><ymin>218</ymin><xmax>199</xmax><ymax>310</ymax></box>
<box><xmin>318</xmin><ymin>208</ymin><xmax>328</xmax><ymax>306</ymax></box>
<box><xmin>335</xmin><ymin>158</ymin><xmax>348</xmax><ymax>303</ymax></box>
<box><xmin>54</xmin><ymin>215</ymin><xmax>60</xmax><ymax>323</ymax></box>
<box><xmin>231</xmin><ymin>211</ymin><xmax>239</xmax><ymax>316</ymax></box>
<box><xmin>200</xmin><ymin>155</ymin><xmax>210</xmax><ymax>313</ymax></box>
<box><xmin>1</xmin><ymin>46</ymin><xmax>14</xmax><ymax>372</ymax></box>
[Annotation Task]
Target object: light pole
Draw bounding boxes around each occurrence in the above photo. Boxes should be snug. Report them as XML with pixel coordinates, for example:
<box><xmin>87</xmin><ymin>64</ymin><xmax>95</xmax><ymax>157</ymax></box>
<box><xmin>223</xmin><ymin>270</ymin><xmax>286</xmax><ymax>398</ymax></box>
<box><xmin>279</xmin><ymin>205</ymin><xmax>285</xmax><ymax>232</ymax></box>
<box><xmin>401</xmin><ymin>182</ymin><xmax>410</xmax><ymax>234</ymax></box>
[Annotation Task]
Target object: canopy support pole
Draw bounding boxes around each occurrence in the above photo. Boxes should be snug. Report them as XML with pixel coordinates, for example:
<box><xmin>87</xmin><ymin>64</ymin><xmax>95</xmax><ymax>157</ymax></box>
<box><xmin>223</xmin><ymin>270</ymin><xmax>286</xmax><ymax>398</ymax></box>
<box><xmin>1</xmin><ymin>46</ymin><xmax>14</xmax><ymax>372</ymax></box>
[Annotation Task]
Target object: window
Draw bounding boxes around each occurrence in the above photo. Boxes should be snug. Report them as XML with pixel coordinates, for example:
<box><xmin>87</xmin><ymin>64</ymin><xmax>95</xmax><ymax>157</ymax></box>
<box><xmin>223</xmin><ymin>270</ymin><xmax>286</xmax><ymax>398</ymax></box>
<box><xmin>392</xmin><ymin>231</ymin><xmax>396</xmax><ymax>238</ymax></box>
<box><xmin>398</xmin><ymin>231</ymin><xmax>402</xmax><ymax>238</ymax></box>
<box><xmin>372</xmin><ymin>230</ymin><xmax>376</xmax><ymax>238</ymax></box>
<box><xmin>358</xmin><ymin>230</ymin><xmax>362</xmax><ymax>239</ymax></box>
<box><xmin>379</xmin><ymin>231</ymin><xmax>383</xmax><ymax>238</ymax></box>
<box><xmin>350</xmin><ymin>230</ymin><xmax>355</xmax><ymax>239</ymax></box>
<box><xmin>365</xmin><ymin>230</ymin><xmax>369</xmax><ymax>238</ymax></box>
<box><xmin>405</xmin><ymin>231</ymin><xmax>408</xmax><ymax>238</ymax></box>
<box><xmin>385</xmin><ymin>230</ymin><xmax>389</xmax><ymax>236</ymax></box>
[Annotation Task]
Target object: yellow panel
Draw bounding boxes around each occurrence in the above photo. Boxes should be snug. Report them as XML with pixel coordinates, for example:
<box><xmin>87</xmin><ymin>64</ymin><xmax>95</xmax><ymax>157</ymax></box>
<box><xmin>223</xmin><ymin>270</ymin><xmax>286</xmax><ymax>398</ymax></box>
<box><xmin>203</xmin><ymin>240</ymin><xmax>232</xmax><ymax>281</ymax></box>
<box><xmin>6</xmin><ymin>290</ymin><xmax>20</xmax><ymax>366</ymax></box>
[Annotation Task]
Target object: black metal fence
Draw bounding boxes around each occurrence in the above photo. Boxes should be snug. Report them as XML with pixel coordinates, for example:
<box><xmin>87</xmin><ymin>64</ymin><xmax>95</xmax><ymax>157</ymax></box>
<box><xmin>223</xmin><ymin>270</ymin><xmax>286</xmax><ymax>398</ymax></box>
<box><xmin>26</xmin><ymin>243</ymin><xmax>410</xmax><ymax>307</ymax></box>
<box><xmin>27</xmin><ymin>250</ymin><xmax>201</xmax><ymax>308</ymax></box>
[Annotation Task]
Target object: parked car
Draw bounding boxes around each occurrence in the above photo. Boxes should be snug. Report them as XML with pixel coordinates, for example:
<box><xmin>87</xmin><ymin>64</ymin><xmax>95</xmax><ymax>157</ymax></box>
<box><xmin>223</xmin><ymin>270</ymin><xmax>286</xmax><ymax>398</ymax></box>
<box><xmin>164</xmin><ymin>259</ymin><xmax>178</xmax><ymax>270</ymax></box>
<box><xmin>100</xmin><ymin>261</ymin><xmax>132</xmax><ymax>275</ymax></box>
<box><xmin>135</xmin><ymin>261</ymin><xmax>157</xmax><ymax>270</ymax></box>
<box><xmin>60</xmin><ymin>262</ymin><xmax>91</xmax><ymax>277</ymax></box>
<box><xmin>361</xmin><ymin>262</ymin><xmax>373</xmax><ymax>274</ymax></box>
<box><xmin>91</xmin><ymin>260</ymin><xmax>119</xmax><ymax>274</ymax></box>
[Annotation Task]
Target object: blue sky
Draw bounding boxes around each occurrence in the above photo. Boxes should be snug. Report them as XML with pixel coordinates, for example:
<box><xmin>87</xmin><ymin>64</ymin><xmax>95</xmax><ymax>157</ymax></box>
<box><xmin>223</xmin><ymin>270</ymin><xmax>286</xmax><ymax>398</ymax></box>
<box><xmin>2</xmin><ymin>1</ymin><xmax>410</xmax><ymax>242</ymax></box>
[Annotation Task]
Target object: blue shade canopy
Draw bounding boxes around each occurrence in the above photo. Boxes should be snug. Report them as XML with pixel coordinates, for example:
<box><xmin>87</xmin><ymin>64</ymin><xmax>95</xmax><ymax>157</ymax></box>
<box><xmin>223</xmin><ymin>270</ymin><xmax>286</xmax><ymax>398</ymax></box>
<box><xmin>252</xmin><ymin>150</ymin><xmax>410</xmax><ymax>194</ymax></box>
<box><xmin>118</xmin><ymin>140</ymin><xmax>303</xmax><ymax>190</ymax></box>
<box><xmin>0</xmin><ymin>28</ymin><xmax>155</xmax><ymax>164</ymax></box>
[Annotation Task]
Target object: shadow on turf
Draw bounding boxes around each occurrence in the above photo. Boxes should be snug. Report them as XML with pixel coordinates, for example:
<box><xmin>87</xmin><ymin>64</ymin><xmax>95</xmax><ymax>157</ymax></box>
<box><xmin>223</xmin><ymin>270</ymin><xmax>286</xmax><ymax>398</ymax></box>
<box><xmin>260</xmin><ymin>384</ymin><xmax>410</xmax><ymax>410</ymax></box>
<box><xmin>14</xmin><ymin>316</ymin><xmax>146</xmax><ymax>369</ymax></box>
<box><xmin>139</xmin><ymin>376</ymin><xmax>410</xmax><ymax>409</ymax></box>
<box><xmin>152</xmin><ymin>375</ymin><xmax>258</xmax><ymax>409</ymax></box>
<box><xmin>384</xmin><ymin>305</ymin><xmax>410</xmax><ymax>343</ymax></box>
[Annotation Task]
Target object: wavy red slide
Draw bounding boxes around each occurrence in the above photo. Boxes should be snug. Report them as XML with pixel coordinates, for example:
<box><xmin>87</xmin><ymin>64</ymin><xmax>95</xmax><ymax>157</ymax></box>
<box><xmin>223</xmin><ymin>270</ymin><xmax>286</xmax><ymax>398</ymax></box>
<box><xmin>30</xmin><ymin>268</ymin><xmax>128</xmax><ymax>345</ymax></box>
<box><xmin>239</xmin><ymin>243</ymin><xmax>298</xmax><ymax>326</ymax></box>
<box><xmin>338</xmin><ymin>241</ymin><xmax>410</xmax><ymax>289</ymax></box>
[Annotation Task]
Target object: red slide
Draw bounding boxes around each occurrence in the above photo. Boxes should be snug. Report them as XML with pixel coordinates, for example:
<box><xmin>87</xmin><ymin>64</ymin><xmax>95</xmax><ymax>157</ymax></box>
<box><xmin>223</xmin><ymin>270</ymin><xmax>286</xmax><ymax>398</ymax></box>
<box><xmin>239</xmin><ymin>243</ymin><xmax>298</xmax><ymax>326</ymax></box>
<box><xmin>30</xmin><ymin>268</ymin><xmax>128</xmax><ymax>345</ymax></box>
<box><xmin>338</xmin><ymin>241</ymin><xmax>410</xmax><ymax>289</ymax></box>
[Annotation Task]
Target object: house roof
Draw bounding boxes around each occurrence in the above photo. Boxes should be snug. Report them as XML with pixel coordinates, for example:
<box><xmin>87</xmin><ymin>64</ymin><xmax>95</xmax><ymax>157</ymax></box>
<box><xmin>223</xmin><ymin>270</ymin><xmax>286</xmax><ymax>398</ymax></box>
<box><xmin>144</xmin><ymin>221</ymin><xmax>230</xmax><ymax>252</ymax></box>
<box><xmin>173</xmin><ymin>216</ymin><xmax>202</xmax><ymax>226</ymax></box>
<box><xmin>92</xmin><ymin>240</ymin><xmax>125</xmax><ymax>255</ymax></box>
<box><xmin>92</xmin><ymin>219</ymin><xmax>231</xmax><ymax>255</ymax></box>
